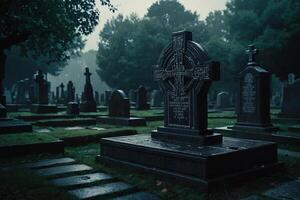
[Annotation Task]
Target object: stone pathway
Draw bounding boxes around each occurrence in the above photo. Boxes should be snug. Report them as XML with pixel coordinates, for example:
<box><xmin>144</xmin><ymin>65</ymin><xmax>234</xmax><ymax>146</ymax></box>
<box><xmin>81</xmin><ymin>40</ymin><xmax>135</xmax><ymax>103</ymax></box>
<box><xmin>18</xmin><ymin>157</ymin><xmax>160</xmax><ymax>200</ymax></box>
<box><xmin>241</xmin><ymin>177</ymin><xmax>300</xmax><ymax>200</ymax></box>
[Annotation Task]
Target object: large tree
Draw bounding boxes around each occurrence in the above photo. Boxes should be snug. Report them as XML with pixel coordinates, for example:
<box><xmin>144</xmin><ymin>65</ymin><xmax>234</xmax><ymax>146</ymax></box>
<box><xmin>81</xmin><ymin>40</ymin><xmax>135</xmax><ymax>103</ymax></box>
<box><xmin>0</xmin><ymin>0</ymin><xmax>115</xmax><ymax>105</ymax></box>
<box><xmin>97</xmin><ymin>0</ymin><xmax>203</xmax><ymax>91</ymax></box>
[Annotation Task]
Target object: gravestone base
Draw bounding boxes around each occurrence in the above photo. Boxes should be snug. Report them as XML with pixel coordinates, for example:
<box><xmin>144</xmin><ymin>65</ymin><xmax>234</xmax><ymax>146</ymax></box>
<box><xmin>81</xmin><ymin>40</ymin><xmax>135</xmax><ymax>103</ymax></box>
<box><xmin>0</xmin><ymin>118</ymin><xmax>32</xmax><ymax>134</ymax></box>
<box><xmin>31</xmin><ymin>104</ymin><xmax>57</xmax><ymax>114</ymax></box>
<box><xmin>97</xmin><ymin>116</ymin><xmax>146</xmax><ymax>126</ymax></box>
<box><xmin>97</xmin><ymin>134</ymin><xmax>280</xmax><ymax>190</ymax></box>
<box><xmin>214</xmin><ymin>126</ymin><xmax>300</xmax><ymax>145</ymax></box>
<box><xmin>152</xmin><ymin>127</ymin><xmax>222</xmax><ymax>145</ymax></box>
<box><xmin>278</xmin><ymin>112</ymin><xmax>300</xmax><ymax>119</ymax></box>
<box><xmin>80</xmin><ymin>102</ymin><xmax>97</xmax><ymax>113</ymax></box>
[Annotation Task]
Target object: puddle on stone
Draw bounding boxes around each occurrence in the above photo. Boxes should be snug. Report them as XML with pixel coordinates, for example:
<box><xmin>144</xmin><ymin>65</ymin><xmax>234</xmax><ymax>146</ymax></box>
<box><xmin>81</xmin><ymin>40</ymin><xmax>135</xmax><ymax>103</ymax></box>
<box><xmin>89</xmin><ymin>127</ymin><xmax>106</xmax><ymax>131</ymax></box>
<box><xmin>65</xmin><ymin>126</ymin><xmax>85</xmax><ymax>130</ymax></box>
<box><xmin>35</xmin><ymin>129</ymin><xmax>52</xmax><ymax>133</ymax></box>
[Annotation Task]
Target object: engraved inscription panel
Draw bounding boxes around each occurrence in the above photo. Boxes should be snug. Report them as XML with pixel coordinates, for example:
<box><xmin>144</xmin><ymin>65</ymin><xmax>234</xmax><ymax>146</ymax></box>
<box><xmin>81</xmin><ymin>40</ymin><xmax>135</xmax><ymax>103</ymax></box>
<box><xmin>168</xmin><ymin>93</ymin><xmax>190</xmax><ymax>127</ymax></box>
<box><xmin>242</xmin><ymin>73</ymin><xmax>256</xmax><ymax>113</ymax></box>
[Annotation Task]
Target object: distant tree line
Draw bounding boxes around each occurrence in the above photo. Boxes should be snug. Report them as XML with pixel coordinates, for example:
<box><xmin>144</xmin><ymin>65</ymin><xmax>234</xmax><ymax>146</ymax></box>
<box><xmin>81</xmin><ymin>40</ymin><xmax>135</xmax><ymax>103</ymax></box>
<box><xmin>96</xmin><ymin>0</ymin><xmax>300</xmax><ymax>93</ymax></box>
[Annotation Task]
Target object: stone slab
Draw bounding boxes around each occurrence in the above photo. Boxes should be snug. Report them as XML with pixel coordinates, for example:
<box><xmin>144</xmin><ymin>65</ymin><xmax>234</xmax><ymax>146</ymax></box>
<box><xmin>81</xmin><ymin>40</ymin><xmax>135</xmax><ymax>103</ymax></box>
<box><xmin>214</xmin><ymin>126</ymin><xmax>300</xmax><ymax>146</ymax></box>
<box><xmin>36</xmin><ymin>164</ymin><xmax>92</xmax><ymax>176</ymax></box>
<box><xmin>263</xmin><ymin>179</ymin><xmax>300</xmax><ymax>200</ymax></box>
<box><xmin>68</xmin><ymin>181</ymin><xmax>134</xmax><ymax>199</ymax></box>
<box><xmin>20</xmin><ymin>157</ymin><xmax>75</xmax><ymax>169</ymax></box>
<box><xmin>0</xmin><ymin>140</ymin><xmax>64</xmax><ymax>157</ymax></box>
<box><xmin>0</xmin><ymin>118</ymin><xmax>32</xmax><ymax>134</ymax></box>
<box><xmin>97</xmin><ymin>134</ymin><xmax>280</xmax><ymax>190</ymax></box>
<box><xmin>112</xmin><ymin>192</ymin><xmax>160</xmax><ymax>200</ymax></box>
<box><xmin>50</xmin><ymin>172</ymin><xmax>113</xmax><ymax>187</ymax></box>
<box><xmin>97</xmin><ymin>116</ymin><xmax>146</xmax><ymax>126</ymax></box>
<box><xmin>278</xmin><ymin>149</ymin><xmax>300</xmax><ymax>158</ymax></box>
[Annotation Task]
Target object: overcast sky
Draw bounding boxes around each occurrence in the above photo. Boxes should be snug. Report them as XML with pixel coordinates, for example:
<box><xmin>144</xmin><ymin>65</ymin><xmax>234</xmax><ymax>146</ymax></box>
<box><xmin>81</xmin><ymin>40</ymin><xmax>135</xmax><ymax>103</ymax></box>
<box><xmin>83</xmin><ymin>0</ymin><xmax>228</xmax><ymax>51</ymax></box>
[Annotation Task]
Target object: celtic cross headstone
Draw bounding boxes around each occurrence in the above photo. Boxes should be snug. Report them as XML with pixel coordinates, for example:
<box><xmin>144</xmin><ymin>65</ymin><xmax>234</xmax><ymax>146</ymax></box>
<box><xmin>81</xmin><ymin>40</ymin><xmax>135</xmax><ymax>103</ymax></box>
<box><xmin>152</xmin><ymin>31</ymin><xmax>221</xmax><ymax>144</ymax></box>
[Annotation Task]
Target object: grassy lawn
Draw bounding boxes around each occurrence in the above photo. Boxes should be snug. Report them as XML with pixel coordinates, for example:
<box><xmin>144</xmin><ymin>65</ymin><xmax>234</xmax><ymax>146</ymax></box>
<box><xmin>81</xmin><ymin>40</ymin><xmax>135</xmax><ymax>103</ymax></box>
<box><xmin>0</xmin><ymin>133</ymin><xmax>59</xmax><ymax>147</ymax></box>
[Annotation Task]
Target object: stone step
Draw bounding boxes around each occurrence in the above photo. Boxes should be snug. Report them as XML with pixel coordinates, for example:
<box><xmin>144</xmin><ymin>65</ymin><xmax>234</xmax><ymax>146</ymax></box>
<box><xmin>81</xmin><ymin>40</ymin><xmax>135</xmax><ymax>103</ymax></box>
<box><xmin>68</xmin><ymin>181</ymin><xmax>134</xmax><ymax>199</ymax></box>
<box><xmin>112</xmin><ymin>191</ymin><xmax>160</xmax><ymax>200</ymax></box>
<box><xmin>278</xmin><ymin>149</ymin><xmax>300</xmax><ymax>158</ymax></box>
<box><xmin>263</xmin><ymin>179</ymin><xmax>300</xmax><ymax>200</ymax></box>
<box><xmin>36</xmin><ymin>164</ymin><xmax>92</xmax><ymax>176</ymax></box>
<box><xmin>20</xmin><ymin>157</ymin><xmax>75</xmax><ymax>169</ymax></box>
<box><xmin>50</xmin><ymin>172</ymin><xmax>113</xmax><ymax>187</ymax></box>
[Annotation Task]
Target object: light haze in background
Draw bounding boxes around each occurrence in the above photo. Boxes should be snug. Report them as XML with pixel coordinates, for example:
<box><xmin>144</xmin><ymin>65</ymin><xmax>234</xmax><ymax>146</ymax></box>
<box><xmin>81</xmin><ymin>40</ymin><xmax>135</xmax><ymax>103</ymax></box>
<box><xmin>83</xmin><ymin>0</ymin><xmax>228</xmax><ymax>51</ymax></box>
<box><xmin>49</xmin><ymin>0</ymin><xmax>228</xmax><ymax>94</ymax></box>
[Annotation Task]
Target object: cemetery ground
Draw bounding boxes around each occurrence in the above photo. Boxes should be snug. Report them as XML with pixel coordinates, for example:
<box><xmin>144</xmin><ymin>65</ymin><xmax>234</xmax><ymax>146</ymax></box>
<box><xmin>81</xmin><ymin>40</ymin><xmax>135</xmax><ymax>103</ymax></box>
<box><xmin>1</xmin><ymin>108</ymin><xmax>300</xmax><ymax>200</ymax></box>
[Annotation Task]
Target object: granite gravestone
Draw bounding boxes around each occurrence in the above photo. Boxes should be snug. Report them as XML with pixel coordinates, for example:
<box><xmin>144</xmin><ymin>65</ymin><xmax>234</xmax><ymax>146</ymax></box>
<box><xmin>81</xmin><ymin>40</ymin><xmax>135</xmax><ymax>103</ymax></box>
<box><xmin>215</xmin><ymin>91</ymin><xmax>231</xmax><ymax>110</ymax></box>
<box><xmin>151</xmin><ymin>90</ymin><xmax>163</xmax><ymax>107</ymax></box>
<box><xmin>15</xmin><ymin>80</ymin><xmax>27</xmax><ymax>104</ymax></box>
<box><xmin>100</xmin><ymin>93</ymin><xmax>105</xmax><ymax>106</ymax></box>
<box><xmin>30</xmin><ymin>70</ymin><xmax>57</xmax><ymax>114</ymax></box>
<box><xmin>135</xmin><ymin>85</ymin><xmax>150</xmax><ymax>110</ymax></box>
<box><xmin>97</xmin><ymin>31</ymin><xmax>279</xmax><ymax>188</ymax></box>
<box><xmin>278</xmin><ymin>79</ymin><xmax>300</xmax><ymax>118</ymax></box>
<box><xmin>59</xmin><ymin>83</ymin><xmax>65</xmax><ymax>104</ymax></box>
<box><xmin>288</xmin><ymin>73</ymin><xmax>295</xmax><ymax>85</ymax></box>
<box><xmin>67</xmin><ymin>102</ymin><xmax>80</xmax><ymax>115</ymax></box>
<box><xmin>231</xmin><ymin>45</ymin><xmax>277</xmax><ymax>132</ymax></box>
<box><xmin>109</xmin><ymin>90</ymin><xmax>130</xmax><ymax>118</ymax></box>
<box><xmin>97</xmin><ymin>90</ymin><xmax>146</xmax><ymax>126</ymax></box>
<box><xmin>67</xmin><ymin>81</ymin><xmax>75</xmax><ymax>103</ymax></box>
<box><xmin>80</xmin><ymin>68</ymin><xmax>97</xmax><ymax>112</ymax></box>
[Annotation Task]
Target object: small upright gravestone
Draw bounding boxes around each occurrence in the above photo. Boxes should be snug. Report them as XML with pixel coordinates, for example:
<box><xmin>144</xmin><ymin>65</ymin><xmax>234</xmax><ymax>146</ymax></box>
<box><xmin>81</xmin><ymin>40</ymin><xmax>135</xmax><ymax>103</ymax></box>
<box><xmin>97</xmin><ymin>90</ymin><xmax>146</xmax><ymax>126</ymax></box>
<box><xmin>67</xmin><ymin>81</ymin><xmax>75</xmax><ymax>103</ymax></box>
<box><xmin>135</xmin><ymin>85</ymin><xmax>150</xmax><ymax>110</ymax></box>
<box><xmin>151</xmin><ymin>90</ymin><xmax>163</xmax><ymax>107</ymax></box>
<box><xmin>215</xmin><ymin>45</ymin><xmax>278</xmax><ymax>137</ymax></box>
<box><xmin>109</xmin><ymin>90</ymin><xmax>130</xmax><ymax>118</ymax></box>
<box><xmin>67</xmin><ymin>102</ymin><xmax>80</xmax><ymax>115</ymax></box>
<box><xmin>30</xmin><ymin>70</ymin><xmax>57</xmax><ymax>114</ymax></box>
<box><xmin>278</xmin><ymin>79</ymin><xmax>300</xmax><ymax>118</ymax></box>
<box><xmin>80</xmin><ymin>68</ymin><xmax>97</xmax><ymax>112</ymax></box>
<box><xmin>215</xmin><ymin>91</ymin><xmax>231</xmax><ymax>110</ymax></box>
<box><xmin>15</xmin><ymin>80</ymin><xmax>27</xmax><ymax>104</ymax></box>
<box><xmin>59</xmin><ymin>83</ymin><xmax>65</xmax><ymax>104</ymax></box>
<box><xmin>97</xmin><ymin>31</ymin><xmax>279</xmax><ymax>188</ymax></box>
<box><xmin>95</xmin><ymin>91</ymin><xmax>100</xmax><ymax>106</ymax></box>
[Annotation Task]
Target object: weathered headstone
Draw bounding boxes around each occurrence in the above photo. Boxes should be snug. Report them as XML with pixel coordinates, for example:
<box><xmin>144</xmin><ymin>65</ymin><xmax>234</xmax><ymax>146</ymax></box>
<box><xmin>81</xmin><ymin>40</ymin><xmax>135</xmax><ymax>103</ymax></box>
<box><xmin>278</xmin><ymin>79</ymin><xmax>300</xmax><ymax>118</ymax></box>
<box><xmin>59</xmin><ymin>83</ymin><xmax>65</xmax><ymax>104</ymax></box>
<box><xmin>135</xmin><ymin>85</ymin><xmax>150</xmax><ymax>110</ymax></box>
<box><xmin>67</xmin><ymin>81</ymin><xmax>75</xmax><ymax>103</ymax></box>
<box><xmin>215</xmin><ymin>91</ymin><xmax>231</xmax><ymax>109</ymax></box>
<box><xmin>97</xmin><ymin>90</ymin><xmax>146</xmax><ymax>126</ymax></box>
<box><xmin>15</xmin><ymin>80</ymin><xmax>27</xmax><ymax>104</ymax></box>
<box><xmin>30</xmin><ymin>70</ymin><xmax>57</xmax><ymax>114</ymax></box>
<box><xmin>100</xmin><ymin>93</ymin><xmax>105</xmax><ymax>106</ymax></box>
<box><xmin>80</xmin><ymin>68</ymin><xmax>97</xmax><ymax>112</ymax></box>
<box><xmin>97</xmin><ymin>31</ymin><xmax>279</xmax><ymax>189</ymax></box>
<box><xmin>151</xmin><ymin>89</ymin><xmax>163</xmax><ymax>107</ymax></box>
<box><xmin>109</xmin><ymin>90</ymin><xmax>130</xmax><ymax>117</ymax></box>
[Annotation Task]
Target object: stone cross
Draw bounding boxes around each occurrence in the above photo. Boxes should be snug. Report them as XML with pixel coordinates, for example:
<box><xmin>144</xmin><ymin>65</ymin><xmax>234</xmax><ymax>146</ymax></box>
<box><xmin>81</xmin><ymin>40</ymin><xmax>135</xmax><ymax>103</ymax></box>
<box><xmin>154</xmin><ymin>32</ymin><xmax>218</xmax><ymax>97</ymax></box>
<box><xmin>84</xmin><ymin>67</ymin><xmax>92</xmax><ymax>84</ymax></box>
<box><xmin>246</xmin><ymin>44</ymin><xmax>259</xmax><ymax>64</ymax></box>
<box><xmin>153</xmin><ymin>31</ymin><xmax>220</xmax><ymax>140</ymax></box>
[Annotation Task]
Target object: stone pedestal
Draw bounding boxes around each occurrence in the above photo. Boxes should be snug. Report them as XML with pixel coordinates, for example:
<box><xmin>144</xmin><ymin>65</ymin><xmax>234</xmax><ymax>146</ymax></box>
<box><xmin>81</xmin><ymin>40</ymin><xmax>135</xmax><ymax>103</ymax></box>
<box><xmin>97</xmin><ymin>134</ymin><xmax>280</xmax><ymax>189</ymax></box>
<box><xmin>31</xmin><ymin>104</ymin><xmax>58</xmax><ymax>114</ymax></box>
